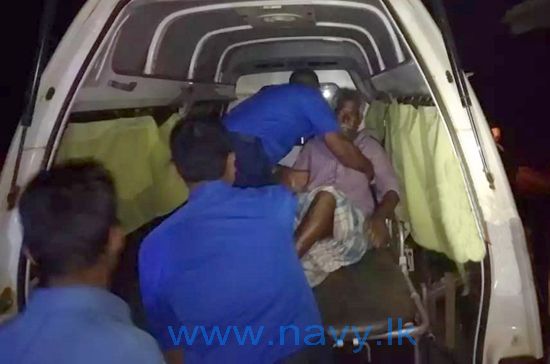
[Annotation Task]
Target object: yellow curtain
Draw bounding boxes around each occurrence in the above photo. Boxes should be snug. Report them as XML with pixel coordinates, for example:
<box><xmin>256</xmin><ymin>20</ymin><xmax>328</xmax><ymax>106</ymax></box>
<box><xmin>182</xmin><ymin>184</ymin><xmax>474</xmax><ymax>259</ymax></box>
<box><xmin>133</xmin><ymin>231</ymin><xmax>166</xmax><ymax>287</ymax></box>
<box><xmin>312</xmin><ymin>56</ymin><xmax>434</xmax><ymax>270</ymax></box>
<box><xmin>56</xmin><ymin>115</ymin><xmax>188</xmax><ymax>233</ymax></box>
<box><xmin>363</xmin><ymin>100</ymin><xmax>389</xmax><ymax>142</ymax></box>
<box><xmin>384</xmin><ymin>102</ymin><xmax>485</xmax><ymax>263</ymax></box>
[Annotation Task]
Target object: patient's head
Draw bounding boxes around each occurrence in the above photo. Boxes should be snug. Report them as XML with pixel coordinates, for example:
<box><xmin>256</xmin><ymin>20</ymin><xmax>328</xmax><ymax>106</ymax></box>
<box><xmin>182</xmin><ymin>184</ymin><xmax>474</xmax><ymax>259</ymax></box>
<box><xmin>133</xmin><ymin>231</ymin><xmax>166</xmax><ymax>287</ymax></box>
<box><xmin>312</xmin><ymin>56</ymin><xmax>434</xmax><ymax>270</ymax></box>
<box><xmin>19</xmin><ymin>161</ymin><xmax>123</xmax><ymax>287</ymax></box>
<box><xmin>335</xmin><ymin>88</ymin><xmax>362</xmax><ymax>139</ymax></box>
<box><xmin>170</xmin><ymin>119</ymin><xmax>236</xmax><ymax>185</ymax></box>
<box><xmin>289</xmin><ymin>69</ymin><xmax>320</xmax><ymax>89</ymax></box>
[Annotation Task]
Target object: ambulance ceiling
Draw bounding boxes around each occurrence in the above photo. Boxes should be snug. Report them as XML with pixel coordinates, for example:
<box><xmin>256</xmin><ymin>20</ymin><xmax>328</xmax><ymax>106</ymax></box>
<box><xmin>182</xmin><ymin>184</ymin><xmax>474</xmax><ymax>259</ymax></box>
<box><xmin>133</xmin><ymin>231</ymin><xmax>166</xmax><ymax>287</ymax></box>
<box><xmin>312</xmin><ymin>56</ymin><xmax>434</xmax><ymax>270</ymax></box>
<box><xmin>112</xmin><ymin>0</ymin><xmax>408</xmax><ymax>81</ymax></box>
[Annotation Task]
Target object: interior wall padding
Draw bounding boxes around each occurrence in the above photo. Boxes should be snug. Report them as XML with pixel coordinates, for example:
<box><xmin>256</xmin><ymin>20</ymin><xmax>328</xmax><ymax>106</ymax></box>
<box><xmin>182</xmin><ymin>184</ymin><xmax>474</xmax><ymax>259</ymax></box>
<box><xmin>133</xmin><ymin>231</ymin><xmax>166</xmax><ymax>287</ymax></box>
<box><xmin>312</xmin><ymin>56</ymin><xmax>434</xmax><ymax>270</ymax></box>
<box><xmin>366</xmin><ymin>101</ymin><xmax>486</xmax><ymax>263</ymax></box>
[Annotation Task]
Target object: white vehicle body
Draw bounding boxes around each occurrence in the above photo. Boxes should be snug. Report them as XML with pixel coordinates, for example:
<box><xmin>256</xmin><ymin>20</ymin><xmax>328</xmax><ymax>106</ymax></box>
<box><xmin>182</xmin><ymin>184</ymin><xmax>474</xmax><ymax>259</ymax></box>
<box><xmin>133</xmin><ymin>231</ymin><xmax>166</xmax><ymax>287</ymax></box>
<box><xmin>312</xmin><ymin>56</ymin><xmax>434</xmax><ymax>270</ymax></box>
<box><xmin>0</xmin><ymin>1</ymin><xmax>542</xmax><ymax>363</ymax></box>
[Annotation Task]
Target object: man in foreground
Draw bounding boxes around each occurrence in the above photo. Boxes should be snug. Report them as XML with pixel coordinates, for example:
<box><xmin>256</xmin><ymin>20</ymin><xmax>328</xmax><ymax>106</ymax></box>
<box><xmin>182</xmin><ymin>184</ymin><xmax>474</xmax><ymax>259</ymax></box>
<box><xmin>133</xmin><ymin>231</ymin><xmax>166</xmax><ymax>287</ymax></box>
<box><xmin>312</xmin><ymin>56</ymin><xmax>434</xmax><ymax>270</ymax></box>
<box><xmin>288</xmin><ymin>89</ymin><xmax>400</xmax><ymax>286</ymax></box>
<box><xmin>0</xmin><ymin>162</ymin><xmax>164</xmax><ymax>364</ymax></box>
<box><xmin>223</xmin><ymin>69</ymin><xmax>374</xmax><ymax>187</ymax></box>
<box><xmin>139</xmin><ymin>120</ymin><xmax>327</xmax><ymax>364</ymax></box>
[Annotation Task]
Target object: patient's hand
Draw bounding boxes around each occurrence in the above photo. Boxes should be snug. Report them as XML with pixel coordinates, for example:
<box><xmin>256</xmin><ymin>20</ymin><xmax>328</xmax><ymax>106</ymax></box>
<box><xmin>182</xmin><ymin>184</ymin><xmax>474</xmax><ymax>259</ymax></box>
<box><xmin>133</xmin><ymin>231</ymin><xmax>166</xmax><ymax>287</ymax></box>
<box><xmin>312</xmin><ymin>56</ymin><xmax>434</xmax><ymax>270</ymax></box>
<box><xmin>277</xmin><ymin>166</ymin><xmax>309</xmax><ymax>193</ymax></box>
<box><xmin>365</xmin><ymin>216</ymin><xmax>390</xmax><ymax>248</ymax></box>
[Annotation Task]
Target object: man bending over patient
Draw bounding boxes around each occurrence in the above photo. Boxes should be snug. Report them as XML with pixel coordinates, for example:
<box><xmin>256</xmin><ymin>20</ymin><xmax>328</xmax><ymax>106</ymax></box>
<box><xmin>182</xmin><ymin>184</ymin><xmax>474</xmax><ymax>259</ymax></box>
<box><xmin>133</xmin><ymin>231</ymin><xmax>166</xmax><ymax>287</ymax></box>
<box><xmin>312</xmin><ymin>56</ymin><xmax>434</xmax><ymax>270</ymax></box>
<box><xmin>286</xmin><ymin>88</ymin><xmax>400</xmax><ymax>287</ymax></box>
<box><xmin>223</xmin><ymin>69</ymin><xmax>374</xmax><ymax>187</ymax></box>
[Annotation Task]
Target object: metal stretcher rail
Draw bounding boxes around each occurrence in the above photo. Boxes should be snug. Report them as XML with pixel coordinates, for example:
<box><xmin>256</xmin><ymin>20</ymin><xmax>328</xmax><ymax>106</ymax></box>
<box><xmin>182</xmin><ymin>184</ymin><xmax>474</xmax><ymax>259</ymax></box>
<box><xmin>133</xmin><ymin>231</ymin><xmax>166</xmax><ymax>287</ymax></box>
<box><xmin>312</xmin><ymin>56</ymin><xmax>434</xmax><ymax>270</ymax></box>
<box><xmin>369</xmin><ymin>220</ymin><xmax>429</xmax><ymax>363</ymax></box>
<box><xmin>329</xmin><ymin>220</ymin><xmax>430</xmax><ymax>363</ymax></box>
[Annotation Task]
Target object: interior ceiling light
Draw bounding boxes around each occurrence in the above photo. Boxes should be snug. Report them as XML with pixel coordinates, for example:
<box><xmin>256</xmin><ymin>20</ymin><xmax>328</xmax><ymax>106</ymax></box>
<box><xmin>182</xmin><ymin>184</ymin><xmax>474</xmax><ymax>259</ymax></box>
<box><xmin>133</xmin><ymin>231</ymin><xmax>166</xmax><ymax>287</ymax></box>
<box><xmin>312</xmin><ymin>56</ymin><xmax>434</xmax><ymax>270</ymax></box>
<box><xmin>322</xmin><ymin>89</ymin><xmax>332</xmax><ymax>99</ymax></box>
<box><xmin>258</xmin><ymin>13</ymin><xmax>303</xmax><ymax>23</ymax></box>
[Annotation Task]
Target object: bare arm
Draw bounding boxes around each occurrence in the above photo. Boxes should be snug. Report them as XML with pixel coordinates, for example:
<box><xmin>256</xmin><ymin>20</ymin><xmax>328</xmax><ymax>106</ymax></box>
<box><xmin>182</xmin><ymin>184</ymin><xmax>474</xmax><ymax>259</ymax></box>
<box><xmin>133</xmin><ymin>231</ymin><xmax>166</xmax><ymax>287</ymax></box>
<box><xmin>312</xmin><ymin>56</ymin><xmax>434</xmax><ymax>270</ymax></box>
<box><xmin>275</xmin><ymin>140</ymin><xmax>313</xmax><ymax>193</ymax></box>
<box><xmin>274</xmin><ymin>165</ymin><xmax>310</xmax><ymax>193</ymax></box>
<box><xmin>372</xmin><ymin>190</ymin><xmax>400</xmax><ymax>220</ymax></box>
<box><xmin>324</xmin><ymin>132</ymin><xmax>374</xmax><ymax>180</ymax></box>
<box><xmin>367</xmin><ymin>190</ymin><xmax>400</xmax><ymax>248</ymax></box>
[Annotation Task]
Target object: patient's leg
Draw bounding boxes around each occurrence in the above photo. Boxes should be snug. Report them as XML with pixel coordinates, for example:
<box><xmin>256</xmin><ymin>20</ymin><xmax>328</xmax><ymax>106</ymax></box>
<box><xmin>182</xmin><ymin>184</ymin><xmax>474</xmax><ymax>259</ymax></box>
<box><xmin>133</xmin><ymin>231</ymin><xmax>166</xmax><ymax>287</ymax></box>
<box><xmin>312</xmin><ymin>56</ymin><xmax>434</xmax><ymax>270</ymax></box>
<box><xmin>295</xmin><ymin>191</ymin><xmax>336</xmax><ymax>258</ymax></box>
<box><xmin>297</xmin><ymin>187</ymin><xmax>368</xmax><ymax>287</ymax></box>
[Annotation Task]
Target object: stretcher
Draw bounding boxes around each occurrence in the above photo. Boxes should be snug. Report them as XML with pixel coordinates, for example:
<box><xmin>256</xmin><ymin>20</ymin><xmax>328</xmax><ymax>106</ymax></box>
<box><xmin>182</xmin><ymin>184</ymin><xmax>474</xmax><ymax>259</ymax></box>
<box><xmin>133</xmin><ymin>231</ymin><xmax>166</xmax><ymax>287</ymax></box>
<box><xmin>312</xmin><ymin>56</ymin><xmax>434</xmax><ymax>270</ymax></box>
<box><xmin>314</xmin><ymin>221</ymin><xmax>429</xmax><ymax>363</ymax></box>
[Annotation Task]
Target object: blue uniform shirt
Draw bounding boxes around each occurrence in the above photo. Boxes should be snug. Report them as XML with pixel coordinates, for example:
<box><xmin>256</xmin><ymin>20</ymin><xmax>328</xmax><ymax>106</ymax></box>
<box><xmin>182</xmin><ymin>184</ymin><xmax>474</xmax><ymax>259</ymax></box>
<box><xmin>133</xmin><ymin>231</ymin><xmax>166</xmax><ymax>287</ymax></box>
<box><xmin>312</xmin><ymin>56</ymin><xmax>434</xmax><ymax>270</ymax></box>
<box><xmin>139</xmin><ymin>181</ymin><xmax>321</xmax><ymax>363</ymax></box>
<box><xmin>224</xmin><ymin>84</ymin><xmax>340</xmax><ymax>164</ymax></box>
<box><xmin>0</xmin><ymin>286</ymin><xmax>164</xmax><ymax>364</ymax></box>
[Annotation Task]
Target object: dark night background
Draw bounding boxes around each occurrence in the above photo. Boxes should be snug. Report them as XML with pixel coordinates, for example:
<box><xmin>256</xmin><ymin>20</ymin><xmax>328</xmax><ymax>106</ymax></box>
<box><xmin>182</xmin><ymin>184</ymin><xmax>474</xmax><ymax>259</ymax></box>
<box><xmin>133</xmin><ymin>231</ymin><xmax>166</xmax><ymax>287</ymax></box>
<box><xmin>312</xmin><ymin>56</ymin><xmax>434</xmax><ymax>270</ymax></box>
<box><xmin>0</xmin><ymin>0</ymin><xmax>550</xmax><ymax>356</ymax></box>
<box><xmin>1</xmin><ymin>0</ymin><xmax>549</xmax><ymax>166</ymax></box>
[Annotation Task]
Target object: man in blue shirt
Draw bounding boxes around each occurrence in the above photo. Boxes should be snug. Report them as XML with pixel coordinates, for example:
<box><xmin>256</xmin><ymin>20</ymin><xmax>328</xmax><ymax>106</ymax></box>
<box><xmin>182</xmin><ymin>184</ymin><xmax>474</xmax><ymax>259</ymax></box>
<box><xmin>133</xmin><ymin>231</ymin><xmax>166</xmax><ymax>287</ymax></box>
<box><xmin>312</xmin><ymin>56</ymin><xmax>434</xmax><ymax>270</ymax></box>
<box><xmin>224</xmin><ymin>69</ymin><xmax>374</xmax><ymax>187</ymax></box>
<box><xmin>139</xmin><ymin>120</ymin><xmax>325</xmax><ymax>364</ymax></box>
<box><xmin>0</xmin><ymin>162</ymin><xmax>164</xmax><ymax>364</ymax></box>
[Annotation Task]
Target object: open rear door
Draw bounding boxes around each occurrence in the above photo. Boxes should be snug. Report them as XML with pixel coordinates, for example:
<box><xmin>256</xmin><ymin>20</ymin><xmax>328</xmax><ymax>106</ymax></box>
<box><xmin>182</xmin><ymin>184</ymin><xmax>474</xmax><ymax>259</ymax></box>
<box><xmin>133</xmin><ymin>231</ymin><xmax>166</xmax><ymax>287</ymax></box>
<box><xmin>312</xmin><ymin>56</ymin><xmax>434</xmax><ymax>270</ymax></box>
<box><xmin>0</xmin><ymin>0</ymin><xmax>130</xmax><ymax>322</ymax></box>
<box><xmin>384</xmin><ymin>0</ymin><xmax>543</xmax><ymax>362</ymax></box>
<box><xmin>427</xmin><ymin>1</ymin><xmax>543</xmax><ymax>363</ymax></box>
<box><xmin>0</xmin><ymin>0</ymin><xmax>60</xmax><ymax>322</ymax></box>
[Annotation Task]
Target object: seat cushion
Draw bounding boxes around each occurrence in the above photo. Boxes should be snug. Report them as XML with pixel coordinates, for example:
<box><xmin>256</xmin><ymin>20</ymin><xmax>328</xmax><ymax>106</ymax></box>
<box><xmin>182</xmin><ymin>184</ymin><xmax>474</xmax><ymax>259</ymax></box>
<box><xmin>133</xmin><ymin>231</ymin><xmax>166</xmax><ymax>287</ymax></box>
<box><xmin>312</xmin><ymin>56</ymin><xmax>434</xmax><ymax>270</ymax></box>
<box><xmin>314</xmin><ymin>249</ymin><xmax>416</xmax><ymax>339</ymax></box>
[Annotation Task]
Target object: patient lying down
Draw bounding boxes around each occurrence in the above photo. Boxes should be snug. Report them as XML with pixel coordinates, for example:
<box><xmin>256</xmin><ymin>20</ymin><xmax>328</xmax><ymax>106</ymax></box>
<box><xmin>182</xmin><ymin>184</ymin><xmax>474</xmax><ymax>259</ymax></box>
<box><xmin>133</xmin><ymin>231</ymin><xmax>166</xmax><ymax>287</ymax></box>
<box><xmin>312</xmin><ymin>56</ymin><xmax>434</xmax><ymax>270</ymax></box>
<box><xmin>283</xmin><ymin>89</ymin><xmax>400</xmax><ymax>287</ymax></box>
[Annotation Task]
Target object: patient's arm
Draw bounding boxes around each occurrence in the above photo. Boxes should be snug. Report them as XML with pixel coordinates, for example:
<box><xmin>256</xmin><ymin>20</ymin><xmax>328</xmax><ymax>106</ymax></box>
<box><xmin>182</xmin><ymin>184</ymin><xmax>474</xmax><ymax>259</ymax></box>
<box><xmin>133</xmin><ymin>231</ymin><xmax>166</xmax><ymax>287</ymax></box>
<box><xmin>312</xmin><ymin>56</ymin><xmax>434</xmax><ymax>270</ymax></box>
<box><xmin>356</xmin><ymin>134</ymin><xmax>400</xmax><ymax>248</ymax></box>
<box><xmin>283</xmin><ymin>140</ymin><xmax>315</xmax><ymax>193</ymax></box>
<box><xmin>324</xmin><ymin>132</ymin><xmax>374</xmax><ymax>181</ymax></box>
<box><xmin>366</xmin><ymin>191</ymin><xmax>399</xmax><ymax>248</ymax></box>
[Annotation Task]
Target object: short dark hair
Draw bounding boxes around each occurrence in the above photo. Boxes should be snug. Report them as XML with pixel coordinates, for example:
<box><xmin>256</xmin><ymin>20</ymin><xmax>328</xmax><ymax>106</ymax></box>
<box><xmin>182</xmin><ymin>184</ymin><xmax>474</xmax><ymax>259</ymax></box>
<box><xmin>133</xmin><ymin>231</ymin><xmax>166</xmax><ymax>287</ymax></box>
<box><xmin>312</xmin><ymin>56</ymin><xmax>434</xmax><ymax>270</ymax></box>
<box><xmin>335</xmin><ymin>88</ymin><xmax>362</xmax><ymax>113</ymax></box>
<box><xmin>170</xmin><ymin>119</ymin><xmax>233</xmax><ymax>183</ymax></box>
<box><xmin>19</xmin><ymin>161</ymin><xmax>117</xmax><ymax>277</ymax></box>
<box><xmin>289</xmin><ymin>69</ymin><xmax>320</xmax><ymax>88</ymax></box>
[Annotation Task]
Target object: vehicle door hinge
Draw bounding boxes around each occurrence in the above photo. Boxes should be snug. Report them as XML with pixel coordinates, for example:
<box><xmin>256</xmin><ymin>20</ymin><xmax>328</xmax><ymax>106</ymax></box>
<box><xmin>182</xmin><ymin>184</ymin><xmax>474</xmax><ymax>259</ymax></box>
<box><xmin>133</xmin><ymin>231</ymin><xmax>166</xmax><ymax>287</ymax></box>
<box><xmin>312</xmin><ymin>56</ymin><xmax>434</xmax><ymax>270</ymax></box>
<box><xmin>6</xmin><ymin>127</ymin><xmax>28</xmax><ymax>210</ymax></box>
<box><xmin>430</xmin><ymin>0</ymin><xmax>495</xmax><ymax>189</ymax></box>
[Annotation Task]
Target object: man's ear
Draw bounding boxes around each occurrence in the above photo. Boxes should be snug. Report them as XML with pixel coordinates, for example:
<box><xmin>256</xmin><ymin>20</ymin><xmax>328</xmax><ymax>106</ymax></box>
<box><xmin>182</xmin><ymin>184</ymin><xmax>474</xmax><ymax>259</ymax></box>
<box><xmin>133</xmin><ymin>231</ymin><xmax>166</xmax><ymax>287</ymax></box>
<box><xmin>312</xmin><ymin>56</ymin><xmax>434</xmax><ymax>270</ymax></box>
<box><xmin>227</xmin><ymin>152</ymin><xmax>236</xmax><ymax>168</ymax></box>
<box><xmin>224</xmin><ymin>152</ymin><xmax>237</xmax><ymax>184</ymax></box>
<box><xmin>106</xmin><ymin>225</ymin><xmax>126</xmax><ymax>258</ymax></box>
